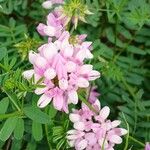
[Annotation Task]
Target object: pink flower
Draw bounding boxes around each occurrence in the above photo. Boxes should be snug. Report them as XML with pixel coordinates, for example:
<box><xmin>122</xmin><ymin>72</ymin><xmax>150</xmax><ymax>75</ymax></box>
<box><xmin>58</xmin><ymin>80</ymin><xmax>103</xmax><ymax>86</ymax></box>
<box><xmin>67</xmin><ymin>100</ymin><xmax>127</xmax><ymax>150</ymax></box>
<box><xmin>23</xmin><ymin>32</ymin><xmax>100</xmax><ymax>113</ymax></box>
<box><xmin>37</xmin><ymin>8</ymin><xmax>68</xmax><ymax>38</ymax></box>
<box><xmin>145</xmin><ymin>143</ymin><xmax>150</xmax><ymax>150</ymax></box>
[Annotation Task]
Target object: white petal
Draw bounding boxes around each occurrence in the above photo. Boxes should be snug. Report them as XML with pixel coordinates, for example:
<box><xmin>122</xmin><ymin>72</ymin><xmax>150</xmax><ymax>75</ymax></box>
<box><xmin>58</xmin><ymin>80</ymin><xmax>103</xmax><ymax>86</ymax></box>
<box><xmin>69</xmin><ymin>114</ymin><xmax>80</xmax><ymax>123</ymax></box>
<box><xmin>100</xmin><ymin>106</ymin><xmax>110</xmax><ymax>120</ymax></box>
<box><xmin>35</xmin><ymin>85</ymin><xmax>48</xmax><ymax>95</ymax></box>
<box><xmin>68</xmin><ymin>91</ymin><xmax>78</xmax><ymax>104</ymax></box>
<box><xmin>79</xmin><ymin>65</ymin><xmax>93</xmax><ymax>74</ymax></box>
<box><xmin>35</xmin><ymin>56</ymin><xmax>47</xmax><ymax>69</ymax></box>
<box><xmin>111</xmin><ymin>120</ymin><xmax>121</xmax><ymax>128</ymax></box>
<box><xmin>67</xmin><ymin>130</ymin><xmax>77</xmax><ymax>135</ymax></box>
<box><xmin>37</xmin><ymin>94</ymin><xmax>52</xmax><ymax>108</ymax></box>
<box><xmin>93</xmin><ymin>99</ymin><xmax>101</xmax><ymax>110</ymax></box>
<box><xmin>86</xmin><ymin>50</ymin><xmax>93</xmax><ymax>59</ymax></box>
<box><xmin>43</xmin><ymin>43</ymin><xmax>58</xmax><ymax>60</ymax></box>
<box><xmin>120</xmin><ymin>128</ymin><xmax>128</xmax><ymax>135</ymax></box>
<box><xmin>109</xmin><ymin>135</ymin><xmax>122</xmax><ymax>144</ymax></box>
<box><xmin>22</xmin><ymin>70</ymin><xmax>34</xmax><ymax>80</ymax></box>
<box><xmin>77</xmin><ymin>77</ymin><xmax>89</xmax><ymax>88</ymax></box>
<box><xmin>29</xmin><ymin>51</ymin><xmax>37</xmax><ymax>64</ymax></box>
<box><xmin>74</xmin><ymin>122</ymin><xmax>85</xmax><ymax>131</ymax></box>
<box><xmin>44</xmin><ymin>26</ymin><xmax>56</xmax><ymax>36</ymax></box>
<box><xmin>89</xmin><ymin>70</ymin><xmax>100</xmax><ymax>80</ymax></box>
<box><xmin>66</xmin><ymin>61</ymin><xmax>76</xmax><ymax>72</ymax></box>
<box><xmin>59</xmin><ymin>79</ymin><xmax>68</xmax><ymax>90</ymax></box>
<box><xmin>68</xmin><ymin>140</ymin><xmax>75</xmax><ymax>147</ymax></box>
<box><xmin>42</xmin><ymin>1</ymin><xmax>52</xmax><ymax>9</ymax></box>
<box><xmin>44</xmin><ymin>68</ymin><xmax>56</xmax><ymax>80</ymax></box>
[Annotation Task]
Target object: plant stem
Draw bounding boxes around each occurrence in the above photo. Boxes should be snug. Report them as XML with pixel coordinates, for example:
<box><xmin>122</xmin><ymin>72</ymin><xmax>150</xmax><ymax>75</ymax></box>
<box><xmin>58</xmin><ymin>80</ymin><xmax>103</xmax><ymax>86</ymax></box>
<box><xmin>2</xmin><ymin>88</ymin><xmax>21</xmax><ymax>111</ymax></box>
<box><xmin>79</xmin><ymin>95</ymin><xmax>98</xmax><ymax>114</ymax></box>
<box><xmin>121</xmin><ymin>78</ymin><xmax>138</xmax><ymax>135</ymax></box>
<box><xmin>44</xmin><ymin>108</ymin><xmax>52</xmax><ymax>150</ymax></box>
<box><xmin>122</xmin><ymin>112</ymin><xmax>130</xmax><ymax>150</ymax></box>
<box><xmin>129</xmin><ymin>136</ymin><xmax>145</xmax><ymax>147</ymax></box>
<box><xmin>0</xmin><ymin>111</ymin><xmax>23</xmax><ymax>120</ymax></box>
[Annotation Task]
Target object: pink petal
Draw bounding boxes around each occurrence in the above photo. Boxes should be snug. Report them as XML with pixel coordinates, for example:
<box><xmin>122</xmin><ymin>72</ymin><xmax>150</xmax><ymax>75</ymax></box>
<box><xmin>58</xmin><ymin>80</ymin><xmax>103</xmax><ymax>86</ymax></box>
<box><xmin>37</xmin><ymin>94</ymin><xmax>52</xmax><ymax>108</ymax></box>
<box><xmin>53</xmin><ymin>94</ymin><xmax>63</xmax><ymax>110</ymax></box>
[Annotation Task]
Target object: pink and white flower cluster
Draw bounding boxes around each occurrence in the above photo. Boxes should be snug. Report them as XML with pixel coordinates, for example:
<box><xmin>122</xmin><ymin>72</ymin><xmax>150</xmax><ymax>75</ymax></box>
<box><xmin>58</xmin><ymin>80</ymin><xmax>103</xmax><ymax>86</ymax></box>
<box><xmin>67</xmin><ymin>100</ymin><xmax>127</xmax><ymax>150</ymax></box>
<box><xmin>23</xmin><ymin>4</ymin><xmax>100</xmax><ymax>112</ymax></box>
<box><xmin>23</xmin><ymin>1</ymin><xmax>127</xmax><ymax>149</ymax></box>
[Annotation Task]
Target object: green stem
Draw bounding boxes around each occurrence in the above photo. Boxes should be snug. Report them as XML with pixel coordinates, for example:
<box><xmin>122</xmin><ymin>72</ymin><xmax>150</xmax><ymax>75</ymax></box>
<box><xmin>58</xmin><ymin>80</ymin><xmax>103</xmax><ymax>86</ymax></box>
<box><xmin>0</xmin><ymin>111</ymin><xmax>23</xmax><ymax>120</ymax></box>
<box><xmin>2</xmin><ymin>88</ymin><xmax>21</xmax><ymax>111</ymax></box>
<box><xmin>121</xmin><ymin>78</ymin><xmax>138</xmax><ymax>135</ymax></box>
<box><xmin>79</xmin><ymin>95</ymin><xmax>98</xmax><ymax>114</ymax></box>
<box><xmin>44</xmin><ymin>108</ymin><xmax>52</xmax><ymax>150</ymax></box>
<box><xmin>129</xmin><ymin>136</ymin><xmax>145</xmax><ymax>147</ymax></box>
<box><xmin>122</xmin><ymin>112</ymin><xmax>130</xmax><ymax>150</ymax></box>
<box><xmin>113</xmin><ymin>26</ymin><xmax>142</xmax><ymax>62</ymax></box>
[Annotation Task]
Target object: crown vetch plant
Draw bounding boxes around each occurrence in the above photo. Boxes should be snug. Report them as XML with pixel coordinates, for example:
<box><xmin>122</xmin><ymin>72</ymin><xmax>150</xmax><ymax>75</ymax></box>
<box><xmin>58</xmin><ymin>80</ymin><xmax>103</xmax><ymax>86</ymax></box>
<box><xmin>22</xmin><ymin>0</ymin><xmax>127</xmax><ymax>149</ymax></box>
<box><xmin>1</xmin><ymin>0</ymin><xmax>149</xmax><ymax>150</ymax></box>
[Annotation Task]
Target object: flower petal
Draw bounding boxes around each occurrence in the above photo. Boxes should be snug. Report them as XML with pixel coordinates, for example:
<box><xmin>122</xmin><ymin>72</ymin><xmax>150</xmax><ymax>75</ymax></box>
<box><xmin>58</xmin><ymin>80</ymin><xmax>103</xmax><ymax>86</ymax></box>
<box><xmin>77</xmin><ymin>77</ymin><xmax>89</xmax><ymax>88</ymax></box>
<box><xmin>68</xmin><ymin>90</ymin><xmax>78</xmax><ymax>104</ymax></box>
<box><xmin>109</xmin><ymin>135</ymin><xmax>122</xmax><ymax>144</ymax></box>
<box><xmin>22</xmin><ymin>70</ymin><xmax>34</xmax><ymax>80</ymax></box>
<box><xmin>69</xmin><ymin>114</ymin><xmax>80</xmax><ymax>123</ymax></box>
<box><xmin>37</xmin><ymin>94</ymin><xmax>52</xmax><ymax>108</ymax></box>
<box><xmin>100</xmin><ymin>106</ymin><xmax>110</xmax><ymax>120</ymax></box>
<box><xmin>44</xmin><ymin>68</ymin><xmax>56</xmax><ymax>80</ymax></box>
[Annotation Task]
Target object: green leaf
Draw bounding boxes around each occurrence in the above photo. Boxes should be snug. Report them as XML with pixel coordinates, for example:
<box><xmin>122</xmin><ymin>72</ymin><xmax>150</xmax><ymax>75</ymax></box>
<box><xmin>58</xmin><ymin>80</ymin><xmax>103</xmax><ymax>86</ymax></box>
<box><xmin>23</xmin><ymin>106</ymin><xmax>50</xmax><ymax>124</ymax></box>
<box><xmin>0</xmin><ymin>97</ymin><xmax>9</xmax><ymax>114</ymax></box>
<box><xmin>49</xmin><ymin>104</ymin><xmax>57</xmax><ymax>119</ymax></box>
<box><xmin>14</xmin><ymin>118</ymin><xmax>24</xmax><ymax>140</ymax></box>
<box><xmin>32</xmin><ymin>121</ymin><xmax>43</xmax><ymax>141</ymax></box>
<box><xmin>0</xmin><ymin>47</ymin><xmax>7</xmax><ymax>61</ymax></box>
<box><xmin>0</xmin><ymin>117</ymin><xmax>18</xmax><ymax>141</ymax></box>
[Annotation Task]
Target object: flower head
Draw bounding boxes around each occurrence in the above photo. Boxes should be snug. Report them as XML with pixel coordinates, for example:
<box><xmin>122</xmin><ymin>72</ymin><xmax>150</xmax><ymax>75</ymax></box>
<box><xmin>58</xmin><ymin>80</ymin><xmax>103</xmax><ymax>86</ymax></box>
<box><xmin>23</xmin><ymin>31</ymin><xmax>100</xmax><ymax>113</ymax></box>
<box><xmin>67</xmin><ymin>100</ymin><xmax>127</xmax><ymax>150</ymax></box>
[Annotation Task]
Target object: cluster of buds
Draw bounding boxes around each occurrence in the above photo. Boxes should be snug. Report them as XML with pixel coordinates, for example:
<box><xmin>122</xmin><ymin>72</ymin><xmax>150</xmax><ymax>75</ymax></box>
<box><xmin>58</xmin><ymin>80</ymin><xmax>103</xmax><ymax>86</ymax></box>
<box><xmin>23</xmin><ymin>0</ymin><xmax>127</xmax><ymax>149</ymax></box>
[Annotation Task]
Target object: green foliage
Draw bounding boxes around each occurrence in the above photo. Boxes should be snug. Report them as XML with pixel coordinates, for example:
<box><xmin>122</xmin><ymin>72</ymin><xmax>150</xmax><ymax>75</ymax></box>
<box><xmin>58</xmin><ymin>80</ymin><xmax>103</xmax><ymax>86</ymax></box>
<box><xmin>0</xmin><ymin>0</ymin><xmax>150</xmax><ymax>149</ymax></box>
